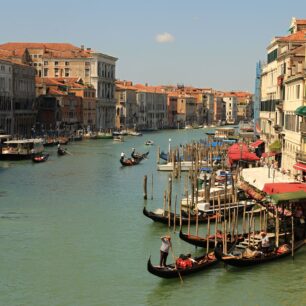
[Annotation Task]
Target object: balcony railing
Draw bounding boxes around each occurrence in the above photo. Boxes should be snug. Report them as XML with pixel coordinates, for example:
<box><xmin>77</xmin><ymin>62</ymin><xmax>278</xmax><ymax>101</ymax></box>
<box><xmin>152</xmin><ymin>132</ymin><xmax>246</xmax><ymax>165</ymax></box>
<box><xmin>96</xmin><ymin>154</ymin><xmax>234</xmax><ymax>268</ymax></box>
<box><xmin>296</xmin><ymin>151</ymin><xmax>306</xmax><ymax>163</ymax></box>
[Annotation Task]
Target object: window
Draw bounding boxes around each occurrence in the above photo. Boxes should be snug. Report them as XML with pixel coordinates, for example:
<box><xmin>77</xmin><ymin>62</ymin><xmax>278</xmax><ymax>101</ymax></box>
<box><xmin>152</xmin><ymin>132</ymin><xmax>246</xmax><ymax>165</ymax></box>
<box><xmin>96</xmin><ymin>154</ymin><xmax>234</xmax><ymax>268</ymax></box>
<box><xmin>55</xmin><ymin>61</ymin><xmax>59</xmax><ymax>66</ymax></box>
<box><xmin>65</xmin><ymin>61</ymin><xmax>69</xmax><ymax>66</ymax></box>
<box><xmin>54</xmin><ymin>68</ymin><xmax>59</xmax><ymax>77</ymax></box>
<box><xmin>296</xmin><ymin>84</ymin><xmax>300</xmax><ymax>99</ymax></box>
<box><xmin>65</xmin><ymin>68</ymin><xmax>70</xmax><ymax>77</ymax></box>
<box><xmin>44</xmin><ymin>61</ymin><xmax>48</xmax><ymax>65</ymax></box>
<box><xmin>85</xmin><ymin>68</ymin><xmax>90</xmax><ymax>77</ymax></box>
<box><xmin>44</xmin><ymin>68</ymin><xmax>48</xmax><ymax>76</ymax></box>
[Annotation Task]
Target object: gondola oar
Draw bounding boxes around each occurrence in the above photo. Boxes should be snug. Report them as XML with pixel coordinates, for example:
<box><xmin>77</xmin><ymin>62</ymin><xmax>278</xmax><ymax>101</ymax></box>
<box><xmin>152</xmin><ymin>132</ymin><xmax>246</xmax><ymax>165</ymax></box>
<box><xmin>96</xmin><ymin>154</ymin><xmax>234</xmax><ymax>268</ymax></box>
<box><xmin>169</xmin><ymin>243</ymin><xmax>183</xmax><ymax>284</ymax></box>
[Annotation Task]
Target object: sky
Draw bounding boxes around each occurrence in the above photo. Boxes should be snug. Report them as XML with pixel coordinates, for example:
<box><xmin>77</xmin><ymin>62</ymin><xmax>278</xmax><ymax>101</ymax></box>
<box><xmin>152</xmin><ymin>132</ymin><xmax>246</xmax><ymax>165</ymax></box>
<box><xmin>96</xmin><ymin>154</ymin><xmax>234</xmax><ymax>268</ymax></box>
<box><xmin>1</xmin><ymin>0</ymin><xmax>306</xmax><ymax>92</ymax></box>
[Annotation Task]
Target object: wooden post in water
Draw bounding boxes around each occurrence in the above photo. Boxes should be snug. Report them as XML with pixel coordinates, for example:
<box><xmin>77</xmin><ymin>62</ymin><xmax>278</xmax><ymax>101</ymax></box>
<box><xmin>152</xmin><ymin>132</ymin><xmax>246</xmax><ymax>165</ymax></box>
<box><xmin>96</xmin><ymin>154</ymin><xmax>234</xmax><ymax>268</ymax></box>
<box><xmin>179</xmin><ymin>200</ymin><xmax>182</xmax><ymax>230</ymax></box>
<box><xmin>187</xmin><ymin>190</ymin><xmax>191</xmax><ymax>235</ymax></box>
<box><xmin>143</xmin><ymin>175</ymin><xmax>147</xmax><ymax>200</ymax></box>
<box><xmin>151</xmin><ymin>173</ymin><xmax>153</xmax><ymax>200</ymax></box>
<box><xmin>157</xmin><ymin>146</ymin><xmax>160</xmax><ymax>164</ymax></box>
<box><xmin>174</xmin><ymin>195</ymin><xmax>177</xmax><ymax>232</ymax></box>
<box><xmin>275</xmin><ymin>206</ymin><xmax>279</xmax><ymax>248</ymax></box>
<box><xmin>163</xmin><ymin>191</ymin><xmax>167</xmax><ymax>217</ymax></box>
<box><xmin>206</xmin><ymin>217</ymin><xmax>211</xmax><ymax>254</ymax></box>
<box><xmin>291</xmin><ymin>214</ymin><xmax>295</xmax><ymax>259</ymax></box>
<box><xmin>224</xmin><ymin>220</ymin><xmax>228</xmax><ymax>254</ymax></box>
<box><xmin>168</xmin><ymin>175</ymin><xmax>172</xmax><ymax>228</ymax></box>
<box><xmin>242</xmin><ymin>201</ymin><xmax>246</xmax><ymax>234</ymax></box>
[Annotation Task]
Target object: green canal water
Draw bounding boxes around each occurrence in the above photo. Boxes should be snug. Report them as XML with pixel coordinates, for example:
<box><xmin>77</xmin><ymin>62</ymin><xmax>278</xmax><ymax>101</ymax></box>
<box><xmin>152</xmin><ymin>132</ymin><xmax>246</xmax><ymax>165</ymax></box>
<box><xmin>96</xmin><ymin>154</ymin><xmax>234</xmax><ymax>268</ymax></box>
<box><xmin>0</xmin><ymin>129</ymin><xmax>305</xmax><ymax>306</ymax></box>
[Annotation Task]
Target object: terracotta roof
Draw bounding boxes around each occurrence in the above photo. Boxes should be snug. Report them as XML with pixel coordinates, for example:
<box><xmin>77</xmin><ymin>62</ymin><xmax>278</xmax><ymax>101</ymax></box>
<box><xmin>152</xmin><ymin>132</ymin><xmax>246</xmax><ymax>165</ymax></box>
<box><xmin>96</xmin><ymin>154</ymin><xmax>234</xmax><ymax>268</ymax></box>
<box><xmin>0</xmin><ymin>42</ymin><xmax>91</xmax><ymax>59</ymax></box>
<box><xmin>116</xmin><ymin>84</ymin><xmax>138</xmax><ymax>91</ymax></box>
<box><xmin>279</xmin><ymin>30</ymin><xmax>306</xmax><ymax>42</ymax></box>
<box><xmin>296</xmin><ymin>19</ymin><xmax>306</xmax><ymax>25</ymax></box>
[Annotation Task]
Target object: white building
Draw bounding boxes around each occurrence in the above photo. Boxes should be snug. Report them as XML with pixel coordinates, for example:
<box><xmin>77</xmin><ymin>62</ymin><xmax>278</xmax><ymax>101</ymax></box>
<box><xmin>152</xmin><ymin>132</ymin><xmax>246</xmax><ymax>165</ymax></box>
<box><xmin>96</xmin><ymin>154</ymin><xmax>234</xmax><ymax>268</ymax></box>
<box><xmin>223</xmin><ymin>95</ymin><xmax>237</xmax><ymax>124</ymax></box>
<box><xmin>90</xmin><ymin>52</ymin><xmax>118</xmax><ymax>130</ymax></box>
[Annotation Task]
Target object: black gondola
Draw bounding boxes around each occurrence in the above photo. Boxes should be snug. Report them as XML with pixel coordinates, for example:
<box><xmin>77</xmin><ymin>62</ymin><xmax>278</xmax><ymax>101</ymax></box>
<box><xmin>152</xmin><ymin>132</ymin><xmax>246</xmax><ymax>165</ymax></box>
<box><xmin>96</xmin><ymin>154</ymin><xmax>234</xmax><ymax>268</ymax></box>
<box><xmin>179</xmin><ymin>230</ymin><xmax>245</xmax><ymax>249</ymax></box>
<box><xmin>120</xmin><ymin>154</ymin><xmax>140</xmax><ymax>166</ymax></box>
<box><xmin>214</xmin><ymin>240</ymin><xmax>305</xmax><ymax>267</ymax></box>
<box><xmin>32</xmin><ymin>153</ymin><xmax>49</xmax><ymax>163</ymax></box>
<box><xmin>143</xmin><ymin>206</ymin><xmax>217</xmax><ymax>225</ymax></box>
<box><xmin>131</xmin><ymin>149</ymin><xmax>149</xmax><ymax>161</ymax></box>
<box><xmin>179</xmin><ymin>230</ymin><xmax>220</xmax><ymax>248</ymax></box>
<box><xmin>57</xmin><ymin>147</ymin><xmax>67</xmax><ymax>156</ymax></box>
<box><xmin>147</xmin><ymin>252</ymin><xmax>218</xmax><ymax>279</ymax></box>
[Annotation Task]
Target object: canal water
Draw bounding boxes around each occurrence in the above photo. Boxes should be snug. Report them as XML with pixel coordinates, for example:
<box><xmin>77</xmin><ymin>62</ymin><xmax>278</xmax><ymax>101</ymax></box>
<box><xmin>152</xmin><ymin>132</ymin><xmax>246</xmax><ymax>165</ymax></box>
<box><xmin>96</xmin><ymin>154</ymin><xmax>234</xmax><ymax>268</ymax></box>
<box><xmin>0</xmin><ymin>129</ymin><xmax>305</xmax><ymax>306</ymax></box>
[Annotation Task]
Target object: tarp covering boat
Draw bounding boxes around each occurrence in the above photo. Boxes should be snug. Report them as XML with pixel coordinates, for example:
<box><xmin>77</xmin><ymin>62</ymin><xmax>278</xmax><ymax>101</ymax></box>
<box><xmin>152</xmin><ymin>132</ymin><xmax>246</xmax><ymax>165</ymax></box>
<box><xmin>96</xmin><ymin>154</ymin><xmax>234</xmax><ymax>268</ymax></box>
<box><xmin>227</xmin><ymin>143</ymin><xmax>259</xmax><ymax>165</ymax></box>
<box><xmin>263</xmin><ymin>183</ymin><xmax>306</xmax><ymax>194</ymax></box>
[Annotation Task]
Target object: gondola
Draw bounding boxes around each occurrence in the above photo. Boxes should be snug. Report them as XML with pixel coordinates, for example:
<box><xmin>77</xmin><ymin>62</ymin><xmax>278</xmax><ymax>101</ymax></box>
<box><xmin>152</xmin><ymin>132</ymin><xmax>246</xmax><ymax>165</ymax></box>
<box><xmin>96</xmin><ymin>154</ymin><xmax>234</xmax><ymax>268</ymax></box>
<box><xmin>131</xmin><ymin>149</ymin><xmax>149</xmax><ymax>161</ymax></box>
<box><xmin>143</xmin><ymin>206</ymin><xmax>217</xmax><ymax>225</ymax></box>
<box><xmin>120</xmin><ymin>155</ymin><xmax>140</xmax><ymax>166</ymax></box>
<box><xmin>57</xmin><ymin>147</ymin><xmax>67</xmax><ymax>156</ymax></box>
<box><xmin>214</xmin><ymin>240</ymin><xmax>305</xmax><ymax>267</ymax></box>
<box><xmin>147</xmin><ymin>252</ymin><xmax>218</xmax><ymax>279</ymax></box>
<box><xmin>32</xmin><ymin>153</ymin><xmax>49</xmax><ymax>163</ymax></box>
<box><xmin>179</xmin><ymin>230</ymin><xmax>244</xmax><ymax>249</ymax></box>
<box><xmin>145</xmin><ymin>140</ymin><xmax>154</xmax><ymax>146</ymax></box>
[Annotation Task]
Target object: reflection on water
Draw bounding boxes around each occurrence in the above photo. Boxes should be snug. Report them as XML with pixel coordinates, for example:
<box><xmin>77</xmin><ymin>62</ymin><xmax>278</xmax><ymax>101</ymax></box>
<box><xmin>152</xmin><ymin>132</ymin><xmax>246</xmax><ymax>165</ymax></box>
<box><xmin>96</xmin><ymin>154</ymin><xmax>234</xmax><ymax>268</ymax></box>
<box><xmin>0</xmin><ymin>129</ymin><xmax>305</xmax><ymax>306</ymax></box>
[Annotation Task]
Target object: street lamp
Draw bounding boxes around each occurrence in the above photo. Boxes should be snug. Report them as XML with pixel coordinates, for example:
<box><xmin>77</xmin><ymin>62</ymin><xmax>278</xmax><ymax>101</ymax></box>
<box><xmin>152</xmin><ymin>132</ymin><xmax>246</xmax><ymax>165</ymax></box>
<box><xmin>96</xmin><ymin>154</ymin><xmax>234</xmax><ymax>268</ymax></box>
<box><xmin>168</xmin><ymin>138</ymin><xmax>171</xmax><ymax>154</ymax></box>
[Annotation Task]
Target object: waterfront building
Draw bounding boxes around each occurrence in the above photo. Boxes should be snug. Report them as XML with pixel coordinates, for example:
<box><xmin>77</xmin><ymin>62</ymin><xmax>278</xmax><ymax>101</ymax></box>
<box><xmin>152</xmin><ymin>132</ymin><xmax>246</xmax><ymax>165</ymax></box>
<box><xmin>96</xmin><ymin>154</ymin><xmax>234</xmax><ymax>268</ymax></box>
<box><xmin>167</xmin><ymin>92</ymin><xmax>178</xmax><ymax>128</ymax></box>
<box><xmin>0</xmin><ymin>43</ymin><xmax>118</xmax><ymax>131</ymax></box>
<box><xmin>234</xmin><ymin>92</ymin><xmax>254</xmax><ymax>123</ymax></box>
<box><xmin>134</xmin><ymin>84</ymin><xmax>167</xmax><ymax>130</ymax></box>
<box><xmin>260</xmin><ymin>17</ymin><xmax>306</xmax><ymax>172</ymax></box>
<box><xmin>36</xmin><ymin>78</ymin><xmax>85</xmax><ymax>132</ymax></box>
<box><xmin>176</xmin><ymin>93</ymin><xmax>197</xmax><ymax>127</ymax></box>
<box><xmin>0</xmin><ymin>59</ymin><xmax>13</xmax><ymax>134</ymax></box>
<box><xmin>89</xmin><ymin>50</ymin><xmax>117</xmax><ymax>130</ymax></box>
<box><xmin>223</xmin><ymin>94</ymin><xmax>238</xmax><ymax>124</ymax></box>
<box><xmin>213</xmin><ymin>94</ymin><xmax>226</xmax><ymax>124</ymax></box>
<box><xmin>115</xmin><ymin>81</ymin><xmax>138</xmax><ymax>130</ymax></box>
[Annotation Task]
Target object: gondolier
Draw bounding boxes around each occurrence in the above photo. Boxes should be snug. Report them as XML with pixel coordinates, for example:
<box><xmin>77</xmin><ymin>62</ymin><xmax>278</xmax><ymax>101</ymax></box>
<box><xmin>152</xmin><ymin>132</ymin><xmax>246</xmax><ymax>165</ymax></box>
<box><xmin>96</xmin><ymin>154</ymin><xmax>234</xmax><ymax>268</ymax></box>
<box><xmin>160</xmin><ymin>235</ymin><xmax>171</xmax><ymax>267</ymax></box>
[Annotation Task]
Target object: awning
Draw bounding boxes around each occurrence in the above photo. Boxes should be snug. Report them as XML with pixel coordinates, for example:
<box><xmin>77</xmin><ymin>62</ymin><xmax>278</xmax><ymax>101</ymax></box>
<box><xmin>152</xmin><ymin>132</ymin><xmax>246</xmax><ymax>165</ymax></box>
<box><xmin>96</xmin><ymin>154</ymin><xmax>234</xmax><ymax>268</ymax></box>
<box><xmin>295</xmin><ymin>106</ymin><xmax>306</xmax><ymax>117</ymax></box>
<box><xmin>250</xmin><ymin>139</ymin><xmax>264</xmax><ymax>148</ymax></box>
<box><xmin>269</xmin><ymin>140</ymin><xmax>281</xmax><ymax>152</ymax></box>
<box><xmin>262</xmin><ymin>152</ymin><xmax>276</xmax><ymax>158</ymax></box>
<box><xmin>293</xmin><ymin>163</ymin><xmax>306</xmax><ymax>171</ymax></box>
<box><xmin>263</xmin><ymin>182</ymin><xmax>306</xmax><ymax>194</ymax></box>
<box><xmin>270</xmin><ymin>190</ymin><xmax>306</xmax><ymax>205</ymax></box>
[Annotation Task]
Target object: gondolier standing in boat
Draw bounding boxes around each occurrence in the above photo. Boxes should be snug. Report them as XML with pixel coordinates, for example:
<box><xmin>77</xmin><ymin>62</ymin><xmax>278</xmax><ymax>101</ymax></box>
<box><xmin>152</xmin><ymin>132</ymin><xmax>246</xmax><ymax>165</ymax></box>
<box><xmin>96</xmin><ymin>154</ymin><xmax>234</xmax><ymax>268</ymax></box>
<box><xmin>160</xmin><ymin>235</ymin><xmax>171</xmax><ymax>267</ymax></box>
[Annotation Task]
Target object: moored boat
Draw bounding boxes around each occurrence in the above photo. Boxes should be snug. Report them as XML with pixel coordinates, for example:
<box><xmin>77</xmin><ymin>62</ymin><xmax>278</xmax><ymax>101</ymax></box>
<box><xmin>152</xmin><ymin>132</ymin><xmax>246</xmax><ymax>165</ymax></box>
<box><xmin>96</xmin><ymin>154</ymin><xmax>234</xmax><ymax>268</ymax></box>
<box><xmin>0</xmin><ymin>138</ymin><xmax>44</xmax><ymax>160</ymax></box>
<box><xmin>214</xmin><ymin>240</ymin><xmax>305</xmax><ymax>267</ymax></box>
<box><xmin>143</xmin><ymin>206</ymin><xmax>218</xmax><ymax>225</ymax></box>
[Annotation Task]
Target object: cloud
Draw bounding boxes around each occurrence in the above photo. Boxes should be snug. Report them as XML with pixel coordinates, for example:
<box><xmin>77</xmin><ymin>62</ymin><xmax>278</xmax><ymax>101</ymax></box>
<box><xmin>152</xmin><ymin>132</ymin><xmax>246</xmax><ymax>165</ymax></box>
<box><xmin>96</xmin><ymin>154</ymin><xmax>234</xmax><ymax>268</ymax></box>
<box><xmin>155</xmin><ymin>32</ymin><xmax>175</xmax><ymax>43</ymax></box>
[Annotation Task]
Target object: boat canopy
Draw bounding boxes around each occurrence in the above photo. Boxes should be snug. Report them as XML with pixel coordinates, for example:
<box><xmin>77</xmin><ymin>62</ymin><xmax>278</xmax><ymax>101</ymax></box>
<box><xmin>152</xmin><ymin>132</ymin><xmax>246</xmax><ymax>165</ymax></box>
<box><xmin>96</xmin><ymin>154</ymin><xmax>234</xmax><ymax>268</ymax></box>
<box><xmin>263</xmin><ymin>183</ymin><xmax>306</xmax><ymax>195</ymax></box>
<box><xmin>4</xmin><ymin>138</ymin><xmax>44</xmax><ymax>144</ymax></box>
<box><xmin>270</xmin><ymin>190</ymin><xmax>306</xmax><ymax>205</ymax></box>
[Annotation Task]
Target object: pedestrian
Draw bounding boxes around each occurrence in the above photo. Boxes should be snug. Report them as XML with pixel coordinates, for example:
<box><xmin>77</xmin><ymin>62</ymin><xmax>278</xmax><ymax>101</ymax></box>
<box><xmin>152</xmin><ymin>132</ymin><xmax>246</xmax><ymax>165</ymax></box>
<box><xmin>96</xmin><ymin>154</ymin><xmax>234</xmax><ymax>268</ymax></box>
<box><xmin>160</xmin><ymin>235</ymin><xmax>171</xmax><ymax>267</ymax></box>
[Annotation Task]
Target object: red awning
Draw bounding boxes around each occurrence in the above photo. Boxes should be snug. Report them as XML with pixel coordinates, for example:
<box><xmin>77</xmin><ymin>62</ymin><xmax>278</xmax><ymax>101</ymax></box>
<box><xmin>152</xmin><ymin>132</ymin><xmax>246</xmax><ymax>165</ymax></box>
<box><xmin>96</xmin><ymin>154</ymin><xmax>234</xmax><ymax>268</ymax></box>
<box><xmin>293</xmin><ymin>163</ymin><xmax>306</xmax><ymax>171</ymax></box>
<box><xmin>262</xmin><ymin>152</ymin><xmax>276</xmax><ymax>158</ymax></box>
<box><xmin>263</xmin><ymin>182</ymin><xmax>306</xmax><ymax>194</ymax></box>
<box><xmin>250</xmin><ymin>140</ymin><xmax>264</xmax><ymax>148</ymax></box>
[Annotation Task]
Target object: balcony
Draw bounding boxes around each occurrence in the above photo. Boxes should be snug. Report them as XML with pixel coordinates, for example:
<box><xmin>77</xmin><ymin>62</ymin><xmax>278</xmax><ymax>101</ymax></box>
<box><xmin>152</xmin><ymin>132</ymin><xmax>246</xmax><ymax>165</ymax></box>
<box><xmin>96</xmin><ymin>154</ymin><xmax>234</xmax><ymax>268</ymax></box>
<box><xmin>296</xmin><ymin>151</ymin><xmax>306</xmax><ymax>163</ymax></box>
